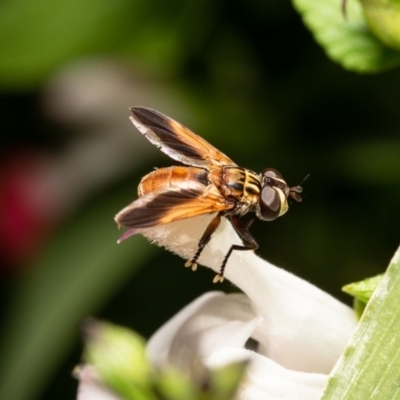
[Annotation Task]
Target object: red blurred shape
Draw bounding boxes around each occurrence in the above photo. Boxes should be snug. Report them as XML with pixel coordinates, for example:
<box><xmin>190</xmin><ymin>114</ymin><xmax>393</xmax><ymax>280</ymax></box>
<box><xmin>0</xmin><ymin>149</ymin><xmax>61</xmax><ymax>273</ymax></box>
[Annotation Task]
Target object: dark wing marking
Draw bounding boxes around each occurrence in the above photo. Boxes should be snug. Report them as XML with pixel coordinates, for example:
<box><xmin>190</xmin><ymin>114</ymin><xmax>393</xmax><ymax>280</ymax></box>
<box><xmin>115</xmin><ymin>182</ymin><xmax>232</xmax><ymax>242</ymax></box>
<box><xmin>130</xmin><ymin>107</ymin><xmax>236</xmax><ymax>168</ymax></box>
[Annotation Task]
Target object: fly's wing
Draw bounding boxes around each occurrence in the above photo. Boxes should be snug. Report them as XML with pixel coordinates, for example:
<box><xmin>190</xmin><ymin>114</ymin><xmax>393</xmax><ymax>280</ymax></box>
<box><xmin>130</xmin><ymin>107</ymin><xmax>236</xmax><ymax>168</ymax></box>
<box><xmin>115</xmin><ymin>181</ymin><xmax>231</xmax><ymax>242</ymax></box>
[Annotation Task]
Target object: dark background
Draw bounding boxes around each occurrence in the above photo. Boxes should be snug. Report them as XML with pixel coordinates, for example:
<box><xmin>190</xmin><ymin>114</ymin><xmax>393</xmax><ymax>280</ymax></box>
<box><xmin>0</xmin><ymin>1</ymin><xmax>399</xmax><ymax>399</ymax></box>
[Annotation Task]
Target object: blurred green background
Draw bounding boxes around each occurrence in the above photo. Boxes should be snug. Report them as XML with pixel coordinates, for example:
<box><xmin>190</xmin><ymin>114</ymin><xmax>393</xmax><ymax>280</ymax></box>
<box><xmin>0</xmin><ymin>1</ymin><xmax>399</xmax><ymax>399</ymax></box>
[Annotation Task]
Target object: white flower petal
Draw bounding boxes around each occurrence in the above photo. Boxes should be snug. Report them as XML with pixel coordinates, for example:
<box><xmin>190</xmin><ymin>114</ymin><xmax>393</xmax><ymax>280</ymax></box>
<box><xmin>76</xmin><ymin>366</ymin><xmax>122</xmax><ymax>400</ymax></box>
<box><xmin>224</xmin><ymin>248</ymin><xmax>357</xmax><ymax>374</ymax></box>
<box><xmin>147</xmin><ymin>291</ymin><xmax>221</xmax><ymax>368</ymax></box>
<box><xmin>147</xmin><ymin>292</ymin><xmax>328</xmax><ymax>399</ymax></box>
<box><xmin>147</xmin><ymin>292</ymin><xmax>258</xmax><ymax>370</ymax></box>
<box><xmin>206</xmin><ymin>347</ymin><xmax>327</xmax><ymax>400</ymax></box>
<box><xmin>141</xmin><ymin>216</ymin><xmax>357</xmax><ymax>373</ymax></box>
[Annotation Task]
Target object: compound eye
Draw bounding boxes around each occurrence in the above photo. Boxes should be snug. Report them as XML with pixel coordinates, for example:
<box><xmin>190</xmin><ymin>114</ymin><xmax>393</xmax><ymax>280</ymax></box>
<box><xmin>259</xmin><ymin>186</ymin><xmax>281</xmax><ymax>221</ymax></box>
<box><xmin>262</xmin><ymin>168</ymin><xmax>283</xmax><ymax>181</ymax></box>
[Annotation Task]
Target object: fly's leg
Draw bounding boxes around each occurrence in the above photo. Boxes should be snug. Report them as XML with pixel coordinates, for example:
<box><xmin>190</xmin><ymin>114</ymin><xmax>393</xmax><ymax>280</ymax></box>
<box><xmin>185</xmin><ymin>213</ymin><xmax>222</xmax><ymax>271</ymax></box>
<box><xmin>213</xmin><ymin>216</ymin><xmax>258</xmax><ymax>283</ymax></box>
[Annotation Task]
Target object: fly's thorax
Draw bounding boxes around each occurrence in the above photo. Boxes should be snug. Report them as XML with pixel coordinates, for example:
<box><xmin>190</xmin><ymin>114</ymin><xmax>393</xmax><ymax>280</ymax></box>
<box><xmin>138</xmin><ymin>166</ymin><xmax>209</xmax><ymax>196</ymax></box>
<box><xmin>209</xmin><ymin>166</ymin><xmax>261</xmax><ymax>212</ymax></box>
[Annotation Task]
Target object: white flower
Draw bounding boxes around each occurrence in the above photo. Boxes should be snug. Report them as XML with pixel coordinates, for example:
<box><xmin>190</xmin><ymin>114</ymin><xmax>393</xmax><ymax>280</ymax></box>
<box><xmin>140</xmin><ymin>214</ymin><xmax>358</xmax><ymax>398</ymax></box>
<box><xmin>78</xmin><ymin>214</ymin><xmax>357</xmax><ymax>399</ymax></box>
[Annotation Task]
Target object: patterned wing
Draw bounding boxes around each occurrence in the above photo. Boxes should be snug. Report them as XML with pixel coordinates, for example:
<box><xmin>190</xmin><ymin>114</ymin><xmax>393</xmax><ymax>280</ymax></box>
<box><xmin>115</xmin><ymin>180</ymin><xmax>232</xmax><ymax>242</ymax></box>
<box><xmin>130</xmin><ymin>107</ymin><xmax>236</xmax><ymax>168</ymax></box>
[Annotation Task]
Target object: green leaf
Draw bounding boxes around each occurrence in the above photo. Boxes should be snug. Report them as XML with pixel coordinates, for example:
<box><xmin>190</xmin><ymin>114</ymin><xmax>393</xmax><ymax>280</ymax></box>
<box><xmin>320</xmin><ymin>245</ymin><xmax>400</xmax><ymax>398</ymax></box>
<box><xmin>292</xmin><ymin>0</ymin><xmax>400</xmax><ymax>72</ymax></box>
<box><xmin>342</xmin><ymin>274</ymin><xmax>383</xmax><ymax>304</ymax></box>
<box><xmin>82</xmin><ymin>320</ymin><xmax>246</xmax><ymax>400</ymax></box>
<box><xmin>0</xmin><ymin>192</ymin><xmax>155</xmax><ymax>400</ymax></box>
<box><xmin>155</xmin><ymin>359</ymin><xmax>246</xmax><ymax>400</ymax></box>
<box><xmin>342</xmin><ymin>274</ymin><xmax>384</xmax><ymax>318</ymax></box>
<box><xmin>156</xmin><ymin>368</ymin><xmax>199</xmax><ymax>400</ymax></box>
<box><xmin>207</xmin><ymin>361</ymin><xmax>247</xmax><ymax>400</ymax></box>
<box><xmin>84</xmin><ymin>320</ymin><xmax>156</xmax><ymax>400</ymax></box>
<box><xmin>361</xmin><ymin>0</ymin><xmax>400</xmax><ymax>50</ymax></box>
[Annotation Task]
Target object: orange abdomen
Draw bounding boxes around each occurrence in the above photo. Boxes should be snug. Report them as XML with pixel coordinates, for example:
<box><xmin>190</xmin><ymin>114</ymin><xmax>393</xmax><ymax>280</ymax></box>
<box><xmin>138</xmin><ymin>166</ymin><xmax>209</xmax><ymax>196</ymax></box>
